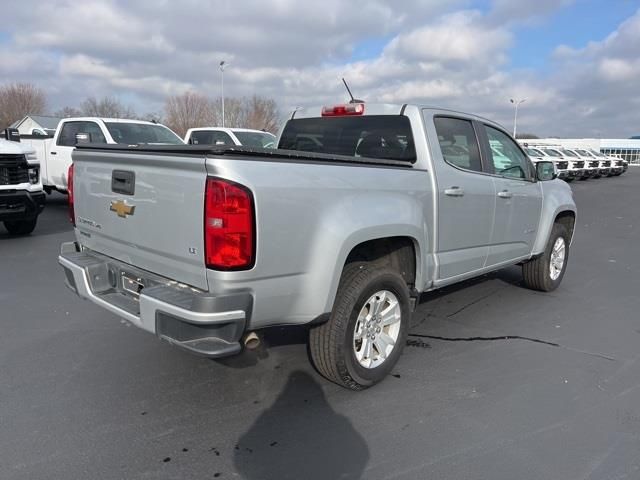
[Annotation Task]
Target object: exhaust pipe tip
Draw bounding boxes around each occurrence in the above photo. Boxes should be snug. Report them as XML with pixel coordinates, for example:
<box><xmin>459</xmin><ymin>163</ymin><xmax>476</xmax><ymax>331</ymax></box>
<box><xmin>243</xmin><ymin>331</ymin><xmax>260</xmax><ymax>350</ymax></box>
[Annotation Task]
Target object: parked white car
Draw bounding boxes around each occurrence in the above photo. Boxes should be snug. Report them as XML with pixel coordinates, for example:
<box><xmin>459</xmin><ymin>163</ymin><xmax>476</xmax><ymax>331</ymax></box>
<box><xmin>184</xmin><ymin>127</ymin><xmax>276</xmax><ymax>148</ymax></box>
<box><xmin>22</xmin><ymin>118</ymin><xmax>183</xmax><ymax>193</ymax></box>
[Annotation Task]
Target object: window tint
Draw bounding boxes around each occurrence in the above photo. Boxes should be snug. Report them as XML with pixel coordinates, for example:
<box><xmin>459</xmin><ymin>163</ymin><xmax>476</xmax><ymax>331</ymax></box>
<box><xmin>189</xmin><ymin>130</ymin><xmax>234</xmax><ymax>146</ymax></box>
<box><xmin>57</xmin><ymin>121</ymin><xmax>106</xmax><ymax>146</ymax></box>
<box><xmin>484</xmin><ymin>125</ymin><xmax>531</xmax><ymax>179</ymax></box>
<box><xmin>106</xmin><ymin>123</ymin><xmax>183</xmax><ymax>145</ymax></box>
<box><xmin>433</xmin><ymin>117</ymin><xmax>482</xmax><ymax>172</ymax></box>
<box><xmin>233</xmin><ymin>131</ymin><xmax>276</xmax><ymax>148</ymax></box>
<box><xmin>278</xmin><ymin>115</ymin><xmax>416</xmax><ymax>162</ymax></box>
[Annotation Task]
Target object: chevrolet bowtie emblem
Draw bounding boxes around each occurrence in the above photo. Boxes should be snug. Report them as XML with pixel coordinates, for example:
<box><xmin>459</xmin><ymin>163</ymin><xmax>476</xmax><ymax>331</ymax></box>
<box><xmin>110</xmin><ymin>200</ymin><xmax>135</xmax><ymax>218</ymax></box>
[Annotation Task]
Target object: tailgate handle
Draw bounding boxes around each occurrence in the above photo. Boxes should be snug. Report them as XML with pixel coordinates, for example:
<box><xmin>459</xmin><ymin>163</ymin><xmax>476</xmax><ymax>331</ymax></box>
<box><xmin>112</xmin><ymin>170</ymin><xmax>135</xmax><ymax>195</ymax></box>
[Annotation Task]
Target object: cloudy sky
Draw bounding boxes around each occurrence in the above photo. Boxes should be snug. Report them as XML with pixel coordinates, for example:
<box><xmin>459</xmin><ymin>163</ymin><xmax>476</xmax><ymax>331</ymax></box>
<box><xmin>1</xmin><ymin>0</ymin><xmax>639</xmax><ymax>137</ymax></box>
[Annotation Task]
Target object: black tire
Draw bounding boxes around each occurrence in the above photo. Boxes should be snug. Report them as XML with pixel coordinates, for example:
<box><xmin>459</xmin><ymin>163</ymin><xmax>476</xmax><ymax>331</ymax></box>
<box><xmin>565</xmin><ymin>177</ymin><xmax>574</xmax><ymax>183</ymax></box>
<box><xmin>3</xmin><ymin>217</ymin><xmax>38</xmax><ymax>235</ymax></box>
<box><xmin>309</xmin><ymin>262</ymin><xmax>411</xmax><ymax>390</ymax></box>
<box><xmin>522</xmin><ymin>223</ymin><xmax>570</xmax><ymax>292</ymax></box>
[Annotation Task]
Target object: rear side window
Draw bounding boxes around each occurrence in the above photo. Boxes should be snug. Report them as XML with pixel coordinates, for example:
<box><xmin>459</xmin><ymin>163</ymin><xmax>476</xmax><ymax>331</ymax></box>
<box><xmin>57</xmin><ymin>121</ymin><xmax>106</xmax><ymax>146</ymax></box>
<box><xmin>189</xmin><ymin>130</ymin><xmax>234</xmax><ymax>146</ymax></box>
<box><xmin>278</xmin><ymin>115</ymin><xmax>416</xmax><ymax>162</ymax></box>
<box><xmin>484</xmin><ymin>125</ymin><xmax>532</xmax><ymax>179</ymax></box>
<box><xmin>433</xmin><ymin>117</ymin><xmax>482</xmax><ymax>172</ymax></box>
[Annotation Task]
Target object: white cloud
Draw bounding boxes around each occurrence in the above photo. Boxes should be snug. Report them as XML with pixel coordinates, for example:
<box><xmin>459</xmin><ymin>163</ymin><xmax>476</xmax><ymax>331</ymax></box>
<box><xmin>0</xmin><ymin>1</ymin><xmax>638</xmax><ymax>136</ymax></box>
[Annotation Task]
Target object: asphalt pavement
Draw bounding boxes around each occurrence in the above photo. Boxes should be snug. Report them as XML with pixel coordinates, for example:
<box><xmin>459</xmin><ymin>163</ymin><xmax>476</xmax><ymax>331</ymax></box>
<box><xmin>1</xmin><ymin>170</ymin><xmax>639</xmax><ymax>479</ymax></box>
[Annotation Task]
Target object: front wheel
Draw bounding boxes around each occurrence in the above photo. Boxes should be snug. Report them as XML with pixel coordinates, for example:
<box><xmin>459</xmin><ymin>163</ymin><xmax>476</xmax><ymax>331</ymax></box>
<box><xmin>4</xmin><ymin>217</ymin><xmax>38</xmax><ymax>235</ymax></box>
<box><xmin>309</xmin><ymin>263</ymin><xmax>411</xmax><ymax>390</ymax></box>
<box><xmin>522</xmin><ymin>223</ymin><xmax>570</xmax><ymax>292</ymax></box>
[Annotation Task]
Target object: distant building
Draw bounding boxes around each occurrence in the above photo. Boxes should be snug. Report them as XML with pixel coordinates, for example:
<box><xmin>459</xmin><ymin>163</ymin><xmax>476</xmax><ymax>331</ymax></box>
<box><xmin>9</xmin><ymin>115</ymin><xmax>61</xmax><ymax>136</ymax></box>
<box><xmin>522</xmin><ymin>138</ymin><xmax>640</xmax><ymax>165</ymax></box>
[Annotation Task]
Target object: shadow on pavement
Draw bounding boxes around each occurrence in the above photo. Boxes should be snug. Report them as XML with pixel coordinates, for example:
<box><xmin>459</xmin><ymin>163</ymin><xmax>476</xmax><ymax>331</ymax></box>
<box><xmin>215</xmin><ymin>325</ymin><xmax>309</xmax><ymax>369</ymax></box>
<box><xmin>234</xmin><ymin>370</ymin><xmax>369</xmax><ymax>480</ymax></box>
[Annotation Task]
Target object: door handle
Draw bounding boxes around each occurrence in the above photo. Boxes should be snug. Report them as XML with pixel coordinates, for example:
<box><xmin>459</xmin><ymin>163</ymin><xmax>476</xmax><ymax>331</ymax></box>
<box><xmin>50</xmin><ymin>151</ymin><xmax>57</xmax><ymax>155</ymax></box>
<box><xmin>444</xmin><ymin>186</ymin><xmax>464</xmax><ymax>197</ymax></box>
<box><xmin>497</xmin><ymin>190</ymin><xmax>513</xmax><ymax>199</ymax></box>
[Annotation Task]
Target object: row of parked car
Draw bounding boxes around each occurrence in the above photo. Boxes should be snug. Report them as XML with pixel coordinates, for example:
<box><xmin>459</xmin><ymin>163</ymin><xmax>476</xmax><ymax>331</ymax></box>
<box><xmin>520</xmin><ymin>143</ymin><xmax>629</xmax><ymax>181</ymax></box>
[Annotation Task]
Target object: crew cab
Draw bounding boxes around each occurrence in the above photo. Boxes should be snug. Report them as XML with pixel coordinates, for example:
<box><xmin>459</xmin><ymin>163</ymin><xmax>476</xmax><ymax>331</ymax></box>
<box><xmin>184</xmin><ymin>127</ymin><xmax>276</xmax><ymax>148</ymax></box>
<box><xmin>22</xmin><ymin>118</ymin><xmax>183</xmax><ymax>194</ymax></box>
<box><xmin>0</xmin><ymin>129</ymin><xmax>45</xmax><ymax>235</ymax></box>
<box><xmin>59</xmin><ymin>103</ymin><xmax>576</xmax><ymax>390</ymax></box>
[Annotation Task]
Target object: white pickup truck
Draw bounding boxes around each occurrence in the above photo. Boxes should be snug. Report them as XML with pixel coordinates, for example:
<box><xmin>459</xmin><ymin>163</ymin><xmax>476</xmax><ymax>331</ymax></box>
<box><xmin>0</xmin><ymin>129</ymin><xmax>45</xmax><ymax>234</ymax></box>
<box><xmin>23</xmin><ymin>118</ymin><xmax>183</xmax><ymax>194</ymax></box>
<box><xmin>59</xmin><ymin>103</ymin><xmax>576</xmax><ymax>389</ymax></box>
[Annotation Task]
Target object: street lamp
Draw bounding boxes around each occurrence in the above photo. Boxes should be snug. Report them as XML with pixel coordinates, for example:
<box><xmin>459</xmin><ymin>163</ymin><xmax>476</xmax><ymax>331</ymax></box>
<box><xmin>220</xmin><ymin>60</ymin><xmax>228</xmax><ymax>128</ymax></box>
<box><xmin>510</xmin><ymin>98</ymin><xmax>526</xmax><ymax>138</ymax></box>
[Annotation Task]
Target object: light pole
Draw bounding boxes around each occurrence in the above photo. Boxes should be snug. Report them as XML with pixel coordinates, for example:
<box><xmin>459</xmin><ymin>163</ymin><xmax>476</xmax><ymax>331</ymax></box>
<box><xmin>510</xmin><ymin>98</ymin><xmax>526</xmax><ymax>138</ymax></box>
<box><xmin>220</xmin><ymin>60</ymin><xmax>228</xmax><ymax>128</ymax></box>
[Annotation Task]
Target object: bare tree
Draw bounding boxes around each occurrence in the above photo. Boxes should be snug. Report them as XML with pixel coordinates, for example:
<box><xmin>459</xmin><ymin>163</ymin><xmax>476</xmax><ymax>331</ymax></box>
<box><xmin>243</xmin><ymin>95</ymin><xmax>280</xmax><ymax>133</ymax></box>
<box><xmin>54</xmin><ymin>106</ymin><xmax>83</xmax><ymax>118</ymax></box>
<box><xmin>219</xmin><ymin>97</ymin><xmax>245</xmax><ymax>129</ymax></box>
<box><xmin>163</xmin><ymin>91</ymin><xmax>280</xmax><ymax>136</ymax></box>
<box><xmin>139</xmin><ymin>110</ymin><xmax>165</xmax><ymax>125</ymax></box>
<box><xmin>80</xmin><ymin>96</ymin><xmax>136</xmax><ymax>118</ymax></box>
<box><xmin>0</xmin><ymin>82</ymin><xmax>47</xmax><ymax>129</ymax></box>
<box><xmin>164</xmin><ymin>91</ymin><xmax>217</xmax><ymax>137</ymax></box>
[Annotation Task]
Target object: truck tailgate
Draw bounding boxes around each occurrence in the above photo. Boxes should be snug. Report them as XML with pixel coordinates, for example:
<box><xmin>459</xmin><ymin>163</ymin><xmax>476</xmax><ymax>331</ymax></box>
<box><xmin>72</xmin><ymin>149</ymin><xmax>208</xmax><ymax>290</ymax></box>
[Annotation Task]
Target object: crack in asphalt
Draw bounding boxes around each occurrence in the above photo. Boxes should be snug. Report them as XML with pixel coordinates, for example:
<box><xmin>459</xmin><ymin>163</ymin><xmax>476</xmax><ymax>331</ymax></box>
<box><xmin>444</xmin><ymin>290</ymin><xmax>499</xmax><ymax>318</ymax></box>
<box><xmin>407</xmin><ymin>333</ymin><xmax>617</xmax><ymax>362</ymax></box>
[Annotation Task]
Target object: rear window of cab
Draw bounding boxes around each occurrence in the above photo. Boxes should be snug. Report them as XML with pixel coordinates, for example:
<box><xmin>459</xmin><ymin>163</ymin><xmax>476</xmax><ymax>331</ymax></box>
<box><xmin>278</xmin><ymin>115</ymin><xmax>416</xmax><ymax>163</ymax></box>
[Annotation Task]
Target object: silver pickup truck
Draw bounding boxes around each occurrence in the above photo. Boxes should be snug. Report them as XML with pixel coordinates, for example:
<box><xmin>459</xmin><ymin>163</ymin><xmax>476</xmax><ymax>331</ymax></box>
<box><xmin>59</xmin><ymin>103</ymin><xmax>576</xmax><ymax>390</ymax></box>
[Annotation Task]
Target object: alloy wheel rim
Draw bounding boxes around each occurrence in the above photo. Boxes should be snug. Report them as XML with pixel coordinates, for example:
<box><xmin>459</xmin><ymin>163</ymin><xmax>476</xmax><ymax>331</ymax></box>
<box><xmin>549</xmin><ymin>237</ymin><xmax>566</xmax><ymax>280</ymax></box>
<box><xmin>353</xmin><ymin>290</ymin><xmax>402</xmax><ymax>369</ymax></box>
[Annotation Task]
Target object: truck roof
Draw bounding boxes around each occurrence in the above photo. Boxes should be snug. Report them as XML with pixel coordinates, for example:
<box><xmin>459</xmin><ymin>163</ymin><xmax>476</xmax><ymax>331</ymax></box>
<box><xmin>187</xmin><ymin>127</ymin><xmax>275</xmax><ymax>135</ymax></box>
<box><xmin>60</xmin><ymin>117</ymin><xmax>160</xmax><ymax>125</ymax></box>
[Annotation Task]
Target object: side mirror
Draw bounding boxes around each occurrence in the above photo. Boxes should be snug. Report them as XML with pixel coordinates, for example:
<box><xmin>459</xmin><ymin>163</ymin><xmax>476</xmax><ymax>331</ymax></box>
<box><xmin>75</xmin><ymin>133</ymin><xmax>91</xmax><ymax>145</ymax></box>
<box><xmin>4</xmin><ymin>128</ymin><xmax>20</xmax><ymax>142</ymax></box>
<box><xmin>536</xmin><ymin>161</ymin><xmax>556</xmax><ymax>181</ymax></box>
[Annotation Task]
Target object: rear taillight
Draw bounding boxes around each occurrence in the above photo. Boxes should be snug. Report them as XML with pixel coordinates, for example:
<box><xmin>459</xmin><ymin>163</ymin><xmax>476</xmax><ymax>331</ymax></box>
<box><xmin>321</xmin><ymin>103</ymin><xmax>365</xmax><ymax>116</ymax></box>
<box><xmin>204</xmin><ymin>177</ymin><xmax>255</xmax><ymax>270</ymax></box>
<box><xmin>67</xmin><ymin>163</ymin><xmax>75</xmax><ymax>226</ymax></box>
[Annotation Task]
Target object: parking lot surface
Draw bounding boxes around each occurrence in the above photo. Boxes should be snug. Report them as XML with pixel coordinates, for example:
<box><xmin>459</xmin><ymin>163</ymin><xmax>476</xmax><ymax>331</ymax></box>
<box><xmin>2</xmin><ymin>170</ymin><xmax>639</xmax><ymax>480</ymax></box>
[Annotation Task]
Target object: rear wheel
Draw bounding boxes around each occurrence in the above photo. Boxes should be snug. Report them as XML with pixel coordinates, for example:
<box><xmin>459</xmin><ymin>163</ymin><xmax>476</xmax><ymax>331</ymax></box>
<box><xmin>522</xmin><ymin>223</ymin><xmax>570</xmax><ymax>292</ymax></box>
<box><xmin>3</xmin><ymin>217</ymin><xmax>38</xmax><ymax>235</ymax></box>
<box><xmin>309</xmin><ymin>262</ymin><xmax>411</xmax><ymax>390</ymax></box>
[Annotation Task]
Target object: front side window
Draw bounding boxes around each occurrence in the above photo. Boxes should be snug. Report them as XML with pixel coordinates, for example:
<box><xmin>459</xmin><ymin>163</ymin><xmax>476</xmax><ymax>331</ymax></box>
<box><xmin>544</xmin><ymin>149</ymin><xmax>562</xmax><ymax>158</ymax></box>
<box><xmin>57</xmin><ymin>121</ymin><xmax>107</xmax><ymax>146</ymax></box>
<box><xmin>433</xmin><ymin>117</ymin><xmax>482</xmax><ymax>172</ymax></box>
<box><xmin>561</xmin><ymin>149</ymin><xmax>579</xmax><ymax>158</ymax></box>
<box><xmin>233</xmin><ymin>131</ymin><xmax>276</xmax><ymax>148</ymax></box>
<box><xmin>106</xmin><ymin>123</ymin><xmax>183</xmax><ymax>145</ymax></box>
<box><xmin>189</xmin><ymin>130</ymin><xmax>234</xmax><ymax>146</ymax></box>
<box><xmin>484</xmin><ymin>125</ymin><xmax>532</xmax><ymax>179</ymax></box>
<box><xmin>575</xmin><ymin>149</ymin><xmax>594</xmax><ymax>158</ymax></box>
